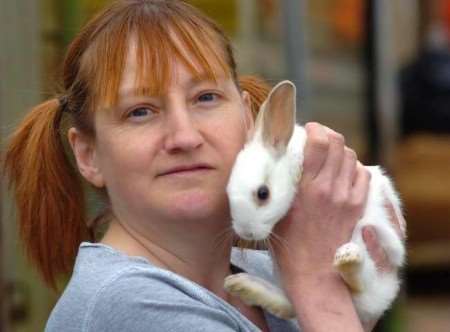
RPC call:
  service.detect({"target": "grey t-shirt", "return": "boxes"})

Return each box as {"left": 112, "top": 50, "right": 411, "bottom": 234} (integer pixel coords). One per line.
{"left": 45, "top": 242, "right": 300, "bottom": 332}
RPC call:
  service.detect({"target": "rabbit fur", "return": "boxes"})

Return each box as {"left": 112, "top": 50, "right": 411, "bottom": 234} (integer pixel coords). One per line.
{"left": 224, "top": 81, "right": 406, "bottom": 323}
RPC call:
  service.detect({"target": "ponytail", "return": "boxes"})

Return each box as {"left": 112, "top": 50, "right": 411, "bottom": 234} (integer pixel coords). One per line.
{"left": 3, "top": 99, "right": 93, "bottom": 289}
{"left": 238, "top": 75, "right": 271, "bottom": 119}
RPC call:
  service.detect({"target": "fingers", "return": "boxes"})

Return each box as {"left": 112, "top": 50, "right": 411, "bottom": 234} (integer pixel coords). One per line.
{"left": 363, "top": 201, "right": 405, "bottom": 276}
{"left": 349, "top": 162, "right": 371, "bottom": 213}
{"left": 302, "top": 123, "right": 330, "bottom": 181}
{"left": 384, "top": 200, "right": 406, "bottom": 240}
{"left": 303, "top": 123, "right": 348, "bottom": 182}
{"left": 302, "top": 123, "right": 363, "bottom": 206}
{"left": 362, "top": 226, "right": 393, "bottom": 273}
{"left": 302, "top": 123, "right": 369, "bottom": 216}
{"left": 336, "top": 147, "right": 358, "bottom": 192}
{"left": 320, "top": 128, "right": 346, "bottom": 182}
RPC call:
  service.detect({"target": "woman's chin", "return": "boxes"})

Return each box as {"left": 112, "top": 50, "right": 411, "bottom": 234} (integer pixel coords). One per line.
{"left": 169, "top": 190, "right": 226, "bottom": 222}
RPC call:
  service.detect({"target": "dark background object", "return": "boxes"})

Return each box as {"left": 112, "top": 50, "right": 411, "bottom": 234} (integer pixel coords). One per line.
{"left": 400, "top": 48, "right": 450, "bottom": 136}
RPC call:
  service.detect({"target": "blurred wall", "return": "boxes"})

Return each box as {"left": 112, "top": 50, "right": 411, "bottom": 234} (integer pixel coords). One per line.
{"left": 1, "top": 1, "right": 58, "bottom": 331}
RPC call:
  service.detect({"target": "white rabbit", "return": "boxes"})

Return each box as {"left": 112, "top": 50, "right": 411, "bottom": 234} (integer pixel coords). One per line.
{"left": 224, "top": 81, "right": 406, "bottom": 323}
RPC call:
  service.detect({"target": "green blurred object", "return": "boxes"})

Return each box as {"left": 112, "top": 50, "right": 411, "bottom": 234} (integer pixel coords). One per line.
{"left": 374, "top": 299, "right": 405, "bottom": 332}
{"left": 59, "top": 0, "right": 237, "bottom": 44}
{"left": 60, "top": 0, "right": 112, "bottom": 44}
{"left": 61, "top": 0, "right": 83, "bottom": 45}
{"left": 182, "top": 0, "right": 238, "bottom": 35}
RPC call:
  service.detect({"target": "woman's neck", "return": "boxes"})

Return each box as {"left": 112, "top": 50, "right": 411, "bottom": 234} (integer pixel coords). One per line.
{"left": 101, "top": 218, "right": 234, "bottom": 297}
{"left": 101, "top": 219, "right": 270, "bottom": 332}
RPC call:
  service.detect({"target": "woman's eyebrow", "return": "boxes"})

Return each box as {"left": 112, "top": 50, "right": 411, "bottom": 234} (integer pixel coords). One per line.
{"left": 116, "top": 89, "right": 163, "bottom": 107}
{"left": 189, "top": 75, "right": 227, "bottom": 87}
{"left": 117, "top": 74, "right": 226, "bottom": 100}
{"left": 118, "top": 87, "right": 149, "bottom": 99}
{"left": 185, "top": 76, "right": 214, "bottom": 87}
{"left": 114, "top": 91, "right": 156, "bottom": 110}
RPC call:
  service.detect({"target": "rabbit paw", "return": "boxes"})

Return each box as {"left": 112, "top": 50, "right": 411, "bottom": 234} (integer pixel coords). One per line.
{"left": 334, "top": 242, "right": 363, "bottom": 292}
{"left": 224, "top": 273, "right": 295, "bottom": 319}
{"left": 334, "top": 242, "right": 363, "bottom": 267}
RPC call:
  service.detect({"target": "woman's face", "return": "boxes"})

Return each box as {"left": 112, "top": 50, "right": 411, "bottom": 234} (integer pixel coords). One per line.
{"left": 72, "top": 50, "right": 253, "bottom": 232}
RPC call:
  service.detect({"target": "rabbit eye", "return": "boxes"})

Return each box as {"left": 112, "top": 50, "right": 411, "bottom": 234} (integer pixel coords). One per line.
{"left": 257, "top": 185, "right": 270, "bottom": 201}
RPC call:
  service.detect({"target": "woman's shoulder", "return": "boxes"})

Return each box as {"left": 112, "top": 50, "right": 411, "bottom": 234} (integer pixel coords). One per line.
{"left": 46, "top": 243, "right": 248, "bottom": 332}
{"left": 59, "top": 241, "right": 229, "bottom": 307}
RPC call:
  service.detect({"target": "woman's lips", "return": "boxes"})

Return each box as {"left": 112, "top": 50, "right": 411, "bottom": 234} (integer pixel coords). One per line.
{"left": 157, "top": 164, "right": 213, "bottom": 177}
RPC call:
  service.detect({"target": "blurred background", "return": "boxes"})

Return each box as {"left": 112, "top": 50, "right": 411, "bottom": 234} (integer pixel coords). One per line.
{"left": 1, "top": 0, "right": 449, "bottom": 331}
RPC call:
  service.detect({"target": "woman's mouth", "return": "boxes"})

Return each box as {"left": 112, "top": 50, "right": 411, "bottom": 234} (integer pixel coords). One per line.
{"left": 157, "top": 164, "right": 213, "bottom": 177}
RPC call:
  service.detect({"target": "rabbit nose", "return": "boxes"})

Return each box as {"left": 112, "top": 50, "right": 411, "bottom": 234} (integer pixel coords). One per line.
{"left": 241, "top": 231, "right": 254, "bottom": 240}
{"left": 235, "top": 225, "right": 254, "bottom": 240}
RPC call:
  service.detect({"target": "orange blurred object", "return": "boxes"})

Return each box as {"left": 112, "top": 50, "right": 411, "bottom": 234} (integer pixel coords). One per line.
{"left": 332, "top": 0, "right": 364, "bottom": 45}
{"left": 442, "top": 0, "right": 450, "bottom": 40}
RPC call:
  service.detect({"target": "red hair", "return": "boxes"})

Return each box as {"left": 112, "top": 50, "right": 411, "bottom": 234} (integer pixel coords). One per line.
{"left": 3, "top": 0, "right": 270, "bottom": 289}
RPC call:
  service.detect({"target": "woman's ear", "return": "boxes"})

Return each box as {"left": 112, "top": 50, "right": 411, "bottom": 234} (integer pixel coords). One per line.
{"left": 68, "top": 127, "right": 105, "bottom": 188}
{"left": 241, "top": 90, "right": 255, "bottom": 139}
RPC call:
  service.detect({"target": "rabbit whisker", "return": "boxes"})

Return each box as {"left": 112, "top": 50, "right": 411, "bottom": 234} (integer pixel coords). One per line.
{"left": 213, "top": 227, "right": 234, "bottom": 250}
{"left": 268, "top": 232, "right": 289, "bottom": 255}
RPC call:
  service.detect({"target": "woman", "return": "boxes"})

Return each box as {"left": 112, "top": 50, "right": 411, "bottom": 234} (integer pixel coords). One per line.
{"left": 4, "top": 1, "right": 403, "bottom": 331}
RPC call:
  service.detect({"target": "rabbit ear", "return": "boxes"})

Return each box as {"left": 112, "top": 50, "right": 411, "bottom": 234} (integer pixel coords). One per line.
{"left": 258, "top": 81, "right": 296, "bottom": 154}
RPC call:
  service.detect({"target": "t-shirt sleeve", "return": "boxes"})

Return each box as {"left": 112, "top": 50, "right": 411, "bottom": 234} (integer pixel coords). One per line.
{"left": 82, "top": 268, "right": 242, "bottom": 332}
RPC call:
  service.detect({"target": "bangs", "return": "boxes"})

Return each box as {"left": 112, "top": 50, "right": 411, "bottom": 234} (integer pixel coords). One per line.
{"left": 79, "top": 1, "right": 233, "bottom": 112}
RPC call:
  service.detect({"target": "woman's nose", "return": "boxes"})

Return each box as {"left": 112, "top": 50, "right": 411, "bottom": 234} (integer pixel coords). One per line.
{"left": 163, "top": 107, "right": 204, "bottom": 153}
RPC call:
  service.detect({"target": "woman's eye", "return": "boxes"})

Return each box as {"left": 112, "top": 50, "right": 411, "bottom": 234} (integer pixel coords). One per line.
{"left": 197, "top": 92, "right": 218, "bottom": 103}
{"left": 127, "top": 106, "right": 154, "bottom": 119}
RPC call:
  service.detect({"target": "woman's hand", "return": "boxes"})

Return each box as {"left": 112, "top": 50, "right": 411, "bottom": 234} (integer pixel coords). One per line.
{"left": 363, "top": 201, "right": 406, "bottom": 273}
{"left": 271, "top": 122, "right": 369, "bottom": 332}
{"left": 273, "top": 122, "right": 370, "bottom": 281}
{"left": 271, "top": 122, "right": 405, "bottom": 332}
